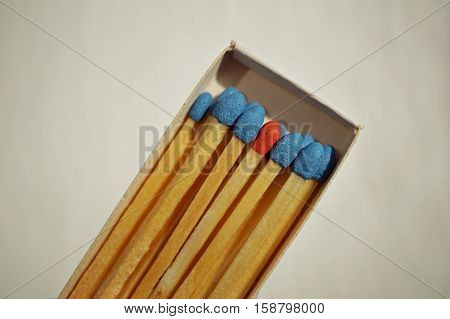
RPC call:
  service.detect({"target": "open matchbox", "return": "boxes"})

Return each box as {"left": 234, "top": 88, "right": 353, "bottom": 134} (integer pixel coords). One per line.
{"left": 60, "top": 42, "right": 360, "bottom": 298}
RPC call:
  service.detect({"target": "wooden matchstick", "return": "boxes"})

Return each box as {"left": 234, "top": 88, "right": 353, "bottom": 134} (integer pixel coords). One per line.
{"left": 93, "top": 90, "right": 247, "bottom": 298}
{"left": 209, "top": 143, "right": 335, "bottom": 298}
{"left": 68, "top": 92, "right": 213, "bottom": 298}
{"left": 172, "top": 133, "right": 314, "bottom": 298}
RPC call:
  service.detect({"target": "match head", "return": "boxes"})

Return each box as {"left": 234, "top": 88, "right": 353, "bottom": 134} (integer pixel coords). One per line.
{"left": 292, "top": 142, "right": 336, "bottom": 180}
{"left": 252, "top": 121, "right": 283, "bottom": 156}
{"left": 270, "top": 133, "right": 314, "bottom": 168}
{"left": 212, "top": 91, "right": 247, "bottom": 126}
{"left": 217, "top": 87, "right": 238, "bottom": 103}
{"left": 211, "top": 87, "right": 239, "bottom": 113}
{"left": 233, "top": 103, "right": 266, "bottom": 144}
{"left": 188, "top": 92, "right": 213, "bottom": 122}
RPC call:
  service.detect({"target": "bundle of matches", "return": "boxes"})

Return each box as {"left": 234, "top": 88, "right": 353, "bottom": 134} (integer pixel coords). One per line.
{"left": 67, "top": 87, "right": 336, "bottom": 299}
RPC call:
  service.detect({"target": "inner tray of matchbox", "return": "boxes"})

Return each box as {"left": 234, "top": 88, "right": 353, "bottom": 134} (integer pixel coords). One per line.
{"left": 204, "top": 51, "right": 356, "bottom": 160}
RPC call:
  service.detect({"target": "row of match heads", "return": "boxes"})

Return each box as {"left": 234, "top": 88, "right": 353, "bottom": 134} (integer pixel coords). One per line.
{"left": 188, "top": 87, "right": 336, "bottom": 182}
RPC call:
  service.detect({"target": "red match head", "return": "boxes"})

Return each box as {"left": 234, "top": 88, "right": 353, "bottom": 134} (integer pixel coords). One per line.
{"left": 252, "top": 121, "right": 283, "bottom": 156}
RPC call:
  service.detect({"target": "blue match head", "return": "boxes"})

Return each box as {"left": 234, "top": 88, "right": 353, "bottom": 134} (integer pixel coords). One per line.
{"left": 292, "top": 142, "right": 323, "bottom": 179}
{"left": 217, "top": 87, "right": 238, "bottom": 103}
{"left": 292, "top": 142, "right": 336, "bottom": 180}
{"left": 212, "top": 91, "right": 247, "bottom": 126}
{"left": 211, "top": 87, "right": 239, "bottom": 112}
{"left": 233, "top": 102, "right": 266, "bottom": 144}
{"left": 270, "top": 133, "right": 313, "bottom": 168}
{"left": 188, "top": 92, "right": 213, "bottom": 122}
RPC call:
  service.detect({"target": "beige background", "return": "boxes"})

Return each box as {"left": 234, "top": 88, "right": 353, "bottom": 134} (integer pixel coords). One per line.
{"left": 0, "top": 0, "right": 449, "bottom": 298}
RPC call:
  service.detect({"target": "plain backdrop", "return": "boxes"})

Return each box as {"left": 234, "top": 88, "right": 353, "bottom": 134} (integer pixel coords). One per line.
{"left": 0, "top": 0, "right": 449, "bottom": 298}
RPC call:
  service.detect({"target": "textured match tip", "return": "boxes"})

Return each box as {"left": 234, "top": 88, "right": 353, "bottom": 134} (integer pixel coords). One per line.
{"left": 233, "top": 103, "right": 266, "bottom": 144}
{"left": 211, "top": 87, "right": 239, "bottom": 112}
{"left": 270, "top": 133, "right": 314, "bottom": 168}
{"left": 212, "top": 91, "right": 247, "bottom": 126}
{"left": 217, "top": 87, "right": 238, "bottom": 103}
{"left": 188, "top": 92, "right": 213, "bottom": 122}
{"left": 252, "top": 121, "right": 282, "bottom": 156}
{"left": 291, "top": 142, "right": 336, "bottom": 180}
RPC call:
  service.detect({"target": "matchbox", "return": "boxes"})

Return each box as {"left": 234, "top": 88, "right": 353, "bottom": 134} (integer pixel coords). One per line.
{"left": 60, "top": 41, "right": 360, "bottom": 299}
